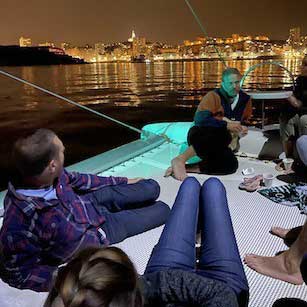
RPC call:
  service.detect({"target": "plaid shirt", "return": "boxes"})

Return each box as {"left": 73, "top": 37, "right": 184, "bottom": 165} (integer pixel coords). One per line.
{"left": 0, "top": 169, "right": 127, "bottom": 292}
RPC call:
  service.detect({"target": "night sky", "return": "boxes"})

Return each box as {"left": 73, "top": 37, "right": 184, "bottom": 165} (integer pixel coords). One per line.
{"left": 1, "top": 0, "right": 306, "bottom": 45}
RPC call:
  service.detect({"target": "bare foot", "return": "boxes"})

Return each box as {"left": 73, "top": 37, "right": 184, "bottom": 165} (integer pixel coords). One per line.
{"left": 244, "top": 252, "right": 303, "bottom": 285}
{"left": 270, "top": 227, "right": 291, "bottom": 239}
{"left": 270, "top": 226, "right": 302, "bottom": 247}
{"left": 164, "top": 166, "right": 173, "bottom": 178}
{"left": 171, "top": 157, "right": 187, "bottom": 181}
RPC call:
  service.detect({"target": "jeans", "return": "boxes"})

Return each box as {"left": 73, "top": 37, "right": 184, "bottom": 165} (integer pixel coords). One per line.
{"left": 145, "top": 177, "right": 249, "bottom": 307}
{"left": 90, "top": 179, "right": 170, "bottom": 244}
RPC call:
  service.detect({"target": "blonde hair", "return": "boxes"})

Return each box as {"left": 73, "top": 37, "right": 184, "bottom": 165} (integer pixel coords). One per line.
{"left": 44, "top": 247, "right": 143, "bottom": 307}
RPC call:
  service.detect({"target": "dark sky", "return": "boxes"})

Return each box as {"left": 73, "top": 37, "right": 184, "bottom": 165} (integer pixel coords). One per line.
{"left": 1, "top": 0, "right": 306, "bottom": 45}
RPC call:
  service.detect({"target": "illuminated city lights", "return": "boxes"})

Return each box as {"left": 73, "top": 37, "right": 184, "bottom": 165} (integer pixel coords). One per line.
{"left": 16, "top": 27, "right": 307, "bottom": 63}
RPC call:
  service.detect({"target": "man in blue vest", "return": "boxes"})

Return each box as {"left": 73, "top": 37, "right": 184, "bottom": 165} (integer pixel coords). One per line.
{"left": 165, "top": 67, "right": 253, "bottom": 180}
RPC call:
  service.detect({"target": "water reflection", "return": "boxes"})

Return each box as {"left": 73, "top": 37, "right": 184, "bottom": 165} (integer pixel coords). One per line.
{"left": 1, "top": 59, "right": 302, "bottom": 113}
{"left": 0, "top": 58, "right": 304, "bottom": 190}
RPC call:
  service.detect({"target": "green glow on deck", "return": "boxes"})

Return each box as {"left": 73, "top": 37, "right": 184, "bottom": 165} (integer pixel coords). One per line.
{"left": 142, "top": 122, "right": 201, "bottom": 164}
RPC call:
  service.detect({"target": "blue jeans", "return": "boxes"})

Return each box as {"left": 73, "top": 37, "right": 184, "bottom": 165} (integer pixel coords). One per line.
{"left": 145, "top": 177, "right": 249, "bottom": 307}
{"left": 90, "top": 179, "right": 170, "bottom": 244}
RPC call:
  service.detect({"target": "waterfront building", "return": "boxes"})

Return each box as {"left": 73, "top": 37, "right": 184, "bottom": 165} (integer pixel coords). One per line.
{"left": 132, "top": 36, "right": 146, "bottom": 57}
{"left": 61, "top": 42, "right": 73, "bottom": 50}
{"left": 289, "top": 27, "right": 301, "bottom": 48}
{"left": 19, "top": 36, "right": 32, "bottom": 47}
{"left": 95, "top": 43, "right": 105, "bottom": 55}
{"left": 128, "top": 30, "right": 136, "bottom": 43}
{"left": 38, "top": 42, "right": 55, "bottom": 47}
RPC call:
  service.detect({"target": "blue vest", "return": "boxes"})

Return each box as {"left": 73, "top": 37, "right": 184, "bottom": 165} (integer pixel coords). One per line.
{"left": 215, "top": 89, "right": 250, "bottom": 122}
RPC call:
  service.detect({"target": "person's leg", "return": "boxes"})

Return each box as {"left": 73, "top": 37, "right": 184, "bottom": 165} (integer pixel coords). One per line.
{"left": 297, "top": 135, "right": 307, "bottom": 166}
{"left": 164, "top": 125, "right": 231, "bottom": 181}
{"left": 198, "top": 147, "right": 238, "bottom": 175}
{"left": 101, "top": 200, "right": 170, "bottom": 244}
{"left": 279, "top": 114, "right": 298, "bottom": 158}
{"left": 299, "top": 115, "right": 307, "bottom": 136}
{"left": 196, "top": 178, "right": 249, "bottom": 306}
{"left": 300, "top": 253, "right": 307, "bottom": 284}
{"left": 90, "top": 179, "right": 160, "bottom": 212}
{"left": 244, "top": 219, "right": 307, "bottom": 285}
{"left": 145, "top": 177, "right": 200, "bottom": 273}
{"left": 186, "top": 126, "right": 236, "bottom": 175}
{"left": 164, "top": 145, "right": 196, "bottom": 181}
{"left": 273, "top": 298, "right": 307, "bottom": 307}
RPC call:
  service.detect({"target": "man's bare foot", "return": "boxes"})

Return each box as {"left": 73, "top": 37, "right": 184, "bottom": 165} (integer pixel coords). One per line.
{"left": 270, "top": 226, "right": 302, "bottom": 247}
{"left": 270, "top": 227, "right": 291, "bottom": 239}
{"left": 164, "top": 166, "right": 173, "bottom": 178}
{"left": 244, "top": 252, "right": 303, "bottom": 285}
{"left": 170, "top": 157, "right": 187, "bottom": 181}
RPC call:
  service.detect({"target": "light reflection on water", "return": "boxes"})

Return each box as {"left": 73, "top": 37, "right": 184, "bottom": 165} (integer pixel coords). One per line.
{"left": 0, "top": 59, "right": 302, "bottom": 133}
{"left": 0, "top": 59, "right": 303, "bottom": 189}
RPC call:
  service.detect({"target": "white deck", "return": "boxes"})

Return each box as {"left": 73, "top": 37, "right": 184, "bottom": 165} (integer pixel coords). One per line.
{"left": 0, "top": 130, "right": 307, "bottom": 306}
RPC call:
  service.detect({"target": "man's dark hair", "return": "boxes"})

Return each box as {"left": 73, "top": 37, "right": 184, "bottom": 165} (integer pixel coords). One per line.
{"left": 222, "top": 67, "right": 242, "bottom": 81}
{"left": 12, "top": 129, "right": 58, "bottom": 177}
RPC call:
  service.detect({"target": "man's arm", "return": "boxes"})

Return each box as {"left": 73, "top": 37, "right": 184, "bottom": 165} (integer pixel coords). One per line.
{"left": 287, "top": 76, "right": 303, "bottom": 109}
{"left": 66, "top": 169, "right": 128, "bottom": 192}
{"left": 0, "top": 224, "right": 56, "bottom": 292}
{"left": 287, "top": 95, "right": 302, "bottom": 109}
{"left": 194, "top": 91, "right": 227, "bottom": 128}
{"left": 242, "top": 99, "right": 253, "bottom": 124}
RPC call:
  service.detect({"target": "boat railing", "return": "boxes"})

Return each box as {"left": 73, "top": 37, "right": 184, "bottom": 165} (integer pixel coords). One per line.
{"left": 240, "top": 61, "right": 296, "bottom": 130}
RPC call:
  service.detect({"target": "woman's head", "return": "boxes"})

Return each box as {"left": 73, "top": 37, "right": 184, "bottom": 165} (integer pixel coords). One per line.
{"left": 45, "top": 247, "right": 143, "bottom": 307}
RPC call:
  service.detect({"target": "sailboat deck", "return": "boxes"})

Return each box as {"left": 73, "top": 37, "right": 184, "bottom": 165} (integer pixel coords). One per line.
{"left": 0, "top": 131, "right": 306, "bottom": 306}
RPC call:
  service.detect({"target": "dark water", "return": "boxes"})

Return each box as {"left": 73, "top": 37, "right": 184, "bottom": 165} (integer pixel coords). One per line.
{"left": 0, "top": 59, "right": 303, "bottom": 190}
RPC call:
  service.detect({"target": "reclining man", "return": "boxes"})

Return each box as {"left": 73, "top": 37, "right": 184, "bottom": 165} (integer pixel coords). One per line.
{"left": 165, "top": 67, "right": 252, "bottom": 181}
{"left": 0, "top": 129, "right": 170, "bottom": 292}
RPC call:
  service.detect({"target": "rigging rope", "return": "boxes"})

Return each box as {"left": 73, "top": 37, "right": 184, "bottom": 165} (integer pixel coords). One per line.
{"left": 184, "top": 0, "right": 227, "bottom": 68}
{"left": 0, "top": 69, "right": 143, "bottom": 135}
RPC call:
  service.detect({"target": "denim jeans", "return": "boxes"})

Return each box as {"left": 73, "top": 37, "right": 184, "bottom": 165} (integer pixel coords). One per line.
{"left": 90, "top": 179, "right": 170, "bottom": 244}
{"left": 145, "top": 177, "right": 249, "bottom": 307}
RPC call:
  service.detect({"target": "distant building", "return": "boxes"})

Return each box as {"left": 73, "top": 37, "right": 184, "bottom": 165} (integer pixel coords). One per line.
{"left": 128, "top": 30, "right": 136, "bottom": 43}
{"left": 19, "top": 37, "right": 32, "bottom": 47}
{"left": 38, "top": 42, "right": 55, "bottom": 47}
{"left": 289, "top": 27, "right": 301, "bottom": 48}
{"left": 95, "top": 43, "right": 105, "bottom": 54}
{"left": 132, "top": 36, "right": 146, "bottom": 57}
{"left": 61, "top": 42, "right": 73, "bottom": 50}
{"left": 232, "top": 34, "right": 240, "bottom": 43}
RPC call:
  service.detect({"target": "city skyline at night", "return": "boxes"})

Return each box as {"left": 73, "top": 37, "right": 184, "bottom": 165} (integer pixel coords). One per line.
{"left": 1, "top": 0, "right": 306, "bottom": 46}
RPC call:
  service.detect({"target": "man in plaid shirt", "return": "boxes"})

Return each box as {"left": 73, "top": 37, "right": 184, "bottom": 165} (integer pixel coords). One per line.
{"left": 0, "top": 129, "right": 170, "bottom": 292}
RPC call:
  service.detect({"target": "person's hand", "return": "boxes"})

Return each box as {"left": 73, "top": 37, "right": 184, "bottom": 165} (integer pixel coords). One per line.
{"left": 227, "top": 121, "right": 243, "bottom": 133}
{"left": 287, "top": 95, "right": 302, "bottom": 108}
{"left": 127, "top": 177, "right": 144, "bottom": 184}
{"left": 241, "top": 125, "right": 248, "bottom": 137}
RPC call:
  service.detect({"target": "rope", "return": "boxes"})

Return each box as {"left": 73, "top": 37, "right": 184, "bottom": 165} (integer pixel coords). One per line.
{"left": 184, "top": 0, "right": 227, "bottom": 68}
{"left": 0, "top": 69, "right": 143, "bottom": 134}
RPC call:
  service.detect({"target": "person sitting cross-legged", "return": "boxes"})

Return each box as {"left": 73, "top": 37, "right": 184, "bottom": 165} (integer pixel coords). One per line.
{"left": 165, "top": 67, "right": 252, "bottom": 181}
{"left": 0, "top": 128, "right": 170, "bottom": 292}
